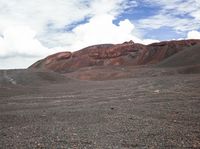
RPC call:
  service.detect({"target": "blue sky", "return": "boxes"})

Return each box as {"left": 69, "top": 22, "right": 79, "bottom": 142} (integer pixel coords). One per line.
{"left": 113, "top": 4, "right": 180, "bottom": 41}
{"left": 0, "top": 0, "right": 200, "bottom": 69}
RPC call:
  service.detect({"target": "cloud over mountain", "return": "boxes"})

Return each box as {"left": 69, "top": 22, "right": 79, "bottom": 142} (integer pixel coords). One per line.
{"left": 0, "top": 0, "right": 200, "bottom": 69}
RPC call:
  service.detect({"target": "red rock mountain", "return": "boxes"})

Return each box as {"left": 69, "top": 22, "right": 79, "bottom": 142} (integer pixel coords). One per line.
{"left": 29, "top": 40, "right": 200, "bottom": 73}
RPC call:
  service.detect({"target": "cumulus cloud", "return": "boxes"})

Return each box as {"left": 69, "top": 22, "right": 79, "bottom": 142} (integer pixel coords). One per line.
{"left": 187, "top": 30, "right": 200, "bottom": 39}
{"left": 0, "top": 0, "right": 92, "bottom": 32}
{"left": 0, "top": 25, "right": 49, "bottom": 57}
{"left": 0, "top": 0, "right": 160, "bottom": 69}
{"left": 37, "top": 14, "right": 159, "bottom": 52}
{"left": 1, "top": 0, "right": 200, "bottom": 69}
{"left": 0, "top": 57, "right": 41, "bottom": 69}
{"left": 5, "top": 0, "right": 200, "bottom": 69}
{"left": 68, "top": 14, "right": 159, "bottom": 50}
{"left": 0, "top": 0, "right": 142, "bottom": 68}
{"left": 0, "top": 25, "right": 56, "bottom": 69}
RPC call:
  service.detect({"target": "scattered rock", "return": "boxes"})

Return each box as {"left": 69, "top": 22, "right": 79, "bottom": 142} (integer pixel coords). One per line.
{"left": 154, "top": 90, "right": 160, "bottom": 93}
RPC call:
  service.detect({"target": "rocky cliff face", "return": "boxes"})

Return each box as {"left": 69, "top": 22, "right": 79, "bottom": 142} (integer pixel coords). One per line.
{"left": 29, "top": 40, "right": 200, "bottom": 73}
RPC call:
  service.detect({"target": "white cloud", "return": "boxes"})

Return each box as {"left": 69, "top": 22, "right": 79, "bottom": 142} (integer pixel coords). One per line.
{"left": 41, "top": 14, "right": 158, "bottom": 51}
{"left": 0, "top": 0, "right": 159, "bottom": 69}
{"left": 68, "top": 15, "right": 139, "bottom": 50}
{"left": 138, "top": 14, "right": 197, "bottom": 32}
{"left": 138, "top": 0, "right": 200, "bottom": 32}
{"left": 0, "top": 0, "right": 92, "bottom": 33}
{"left": 0, "top": 57, "right": 41, "bottom": 69}
{"left": 0, "top": 25, "right": 49, "bottom": 57}
{"left": 0, "top": 25, "right": 56, "bottom": 69}
{"left": 187, "top": 30, "right": 200, "bottom": 39}
{"left": 0, "top": 0, "right": 132, "bottom": 38}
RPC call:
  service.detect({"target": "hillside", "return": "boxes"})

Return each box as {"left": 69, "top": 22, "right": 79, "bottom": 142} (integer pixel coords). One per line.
{"left": 157, "top": 44, "right": 200, "bottom": 67}
{"left": 1, "top": 39, "right": 200, "bottom": 148}
{"left": 29, "top": 40, "right": 200, "bottom": 73}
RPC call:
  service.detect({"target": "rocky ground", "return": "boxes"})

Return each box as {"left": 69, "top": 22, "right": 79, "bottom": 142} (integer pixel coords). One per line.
{"left": 0, "top": 68, "right": 200, "bottom": 148}
{"left": 1, "top": 40, "right": 200, "bottom": 148}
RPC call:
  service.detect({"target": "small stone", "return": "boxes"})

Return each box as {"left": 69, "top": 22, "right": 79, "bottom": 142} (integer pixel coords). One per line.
{"left": 154, "top": 90, "right": 160, "bottom": 93}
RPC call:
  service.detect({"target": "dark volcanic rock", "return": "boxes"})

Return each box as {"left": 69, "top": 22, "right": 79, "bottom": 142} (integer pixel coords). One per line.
{"left": 29, "top": 40, "right": 200, "bottom": 73}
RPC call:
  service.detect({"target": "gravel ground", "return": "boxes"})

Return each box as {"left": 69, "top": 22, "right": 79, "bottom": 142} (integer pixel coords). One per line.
{"left": 0, "top": 73, "right": 200, "bottom": 148}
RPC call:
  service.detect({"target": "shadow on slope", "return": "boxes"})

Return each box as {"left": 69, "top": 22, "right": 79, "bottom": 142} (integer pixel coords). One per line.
{"left": 0, "top": 69, "right": 70, "bottom": 86}
{"left": 157, "top": 44, "right": 200, "bottom": 74}
{"left": 0, "top": 69, "right": 73, "bottom": 97}
{"left": 157, "top": 44, "right": 200, "bottom": 67}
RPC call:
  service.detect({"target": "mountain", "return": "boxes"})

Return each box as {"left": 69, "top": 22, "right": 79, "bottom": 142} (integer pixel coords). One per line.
{"left": 29, "top": 40, "right": 200, "bottom": 73}
{"left": 2, "top": 40, "right": 200, "bottom": 148}
{"left": 157, "top": 43, "right": 200, "bottom": 67}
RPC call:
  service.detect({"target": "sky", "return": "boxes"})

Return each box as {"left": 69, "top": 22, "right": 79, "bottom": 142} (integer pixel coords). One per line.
{"left": 0, "top": 0, "right": 200, "bottom": 69}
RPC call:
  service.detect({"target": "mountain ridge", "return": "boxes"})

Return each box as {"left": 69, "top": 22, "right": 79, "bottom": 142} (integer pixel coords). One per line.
{"left": 29, "top": 39, "right": 200, "bottom": 74}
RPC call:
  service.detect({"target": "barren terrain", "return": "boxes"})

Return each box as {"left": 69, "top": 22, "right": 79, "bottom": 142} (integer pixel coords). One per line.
{"left": 1, "top": 40, "right": 200, "bottom": 148}
{"left": 0, "top": 68, "right": 200, "bottom": 148}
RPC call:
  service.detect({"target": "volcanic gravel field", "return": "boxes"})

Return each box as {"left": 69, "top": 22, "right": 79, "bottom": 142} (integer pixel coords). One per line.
{"left": 0, "top": 69, "right": 200, "bottom": 148}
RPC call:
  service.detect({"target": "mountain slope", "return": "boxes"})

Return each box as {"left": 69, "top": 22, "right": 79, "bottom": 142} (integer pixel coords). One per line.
{"left": 29, "top": 40, "right": 200, "bottom": 73}
{"left": 157, "top": 44, "right": 200, "bottom": 67}
{"left": 0, "top": 69, "right": 70, "bottom": 86}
